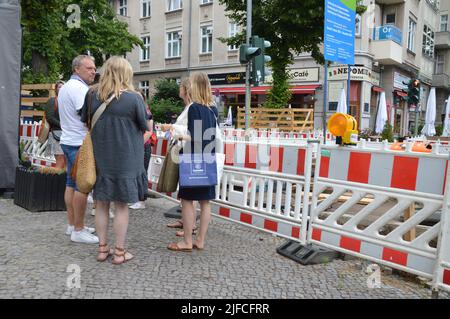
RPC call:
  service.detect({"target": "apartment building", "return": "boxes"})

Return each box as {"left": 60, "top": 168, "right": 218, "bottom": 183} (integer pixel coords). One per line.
{"left": 111, "top": 0, "right": 445, "bottom": 134}
{"left": 435, "top": 0, "right": 450, "bottom": 124}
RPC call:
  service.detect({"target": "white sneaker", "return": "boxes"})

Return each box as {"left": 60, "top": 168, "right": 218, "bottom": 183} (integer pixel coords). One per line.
{"left": 91, "top": 208, "right": 96, "bottom": 216}
{"left": 129, "top": 202, "right": 145, "bottom": 210}
{"left": 87, "top": 193, "right": 94, "bottom": 204}
{"left": 71, "top": 229, "right": 99, "bottom": 244}
{"left": 65, "top": 225, "right": 96, "bottom": 236}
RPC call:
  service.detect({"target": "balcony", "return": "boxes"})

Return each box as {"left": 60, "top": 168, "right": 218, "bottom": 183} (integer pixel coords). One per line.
{"left": 433, "top": 73, "right": 450, "bottom": 88}
{"left": 370, "top": 25, "right": 403, "bottom": 65}
{"left": 374, "top": 0, "right": 405, "bottom": 4}
{"left": 435, "top": 31, "right": 450, "bottom": 49}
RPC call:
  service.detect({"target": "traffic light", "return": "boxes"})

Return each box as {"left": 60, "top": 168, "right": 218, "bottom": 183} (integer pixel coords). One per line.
{"left": 239, "top": 44, "right": 261, "bottom": 64}
{"left": 251, "top": 36, "right": 271, "bottom": 86}
{"left": 408, "top": 79, "right": 420, "bottom": 106}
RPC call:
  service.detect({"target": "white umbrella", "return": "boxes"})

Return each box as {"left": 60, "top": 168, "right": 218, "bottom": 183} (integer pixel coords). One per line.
{"left": 375, "top": 92, "right": 388, "bottom": 134}
{"left": 442, "top": 96, "right": 450, "bottom": 137}
{"left": 421, "top": 87, "right": 436, "bottom": 136}
{"left": 337, "top": 88, "right": 347, "bottom": 114}
{"left": 225, "top": 106, "right": 233, "bottom": 126}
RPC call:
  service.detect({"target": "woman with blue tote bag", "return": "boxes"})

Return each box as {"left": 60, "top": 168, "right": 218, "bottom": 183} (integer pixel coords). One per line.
{"left": 167, "top": 72, "right": 219, "bottom": 252}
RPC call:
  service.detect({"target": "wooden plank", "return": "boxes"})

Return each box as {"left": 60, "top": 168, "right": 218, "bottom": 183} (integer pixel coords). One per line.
{"left": 403, "top": 203, "right": 416, "bottom": 241}
{"left": 22, "top": 84, "right": 55, "bottom": 90}
{"left": 21, "top": 110, "right": 45, "bottom": 117}
{"left": 21, "top": 97, "right": 49, "bottom": 104}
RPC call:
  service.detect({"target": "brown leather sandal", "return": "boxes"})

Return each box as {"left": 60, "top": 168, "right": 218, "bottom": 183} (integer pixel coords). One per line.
{"left": 111, "top": 247, "right": 134, "bottom": 265}
{"left": 96, "top": 243, "right": 113, "bottom": 262}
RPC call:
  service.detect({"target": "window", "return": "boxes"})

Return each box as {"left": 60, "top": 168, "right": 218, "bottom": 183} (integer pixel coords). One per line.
{"left": 386, "top": 13, "right": 396, "bottom": 25}
{"left": 436, "top": 53, "right": 445, "bottom": 74}
{"left": 355, "top": 14, "right": 361, "bottom": 37}
{"left": 408, "top": 18, "right": 417, "bottom": 52}
{"left": 118, "top": 0, "right": 127, "bottom": 16}
{"left": 168, "top": 0, "right": 182, "bottom": 11}
{"left": 201, "top": 0, "right": 213, "bottom": 4}
{"left": 141, "top": 0, "right": 151, "bottom": 18}
{"left": 167, "top": 31, "right": 182, "bottom": 58}
{"left": 140, "top": 36, "right": 150, "bottom": 61}
{"left": 201, "top": 25, "right": 213, "bottom": 53}
{"left": 139, "top": 81, "right": 150, "bottom": 100}
{"left": 441, "top": 15, "right": 448, "bottom": 32}
{"left": 228, "top": 22, "right": 239, "bottom": 50}
{"left": 423, "top": 24, "right": 435, "bottom": 59}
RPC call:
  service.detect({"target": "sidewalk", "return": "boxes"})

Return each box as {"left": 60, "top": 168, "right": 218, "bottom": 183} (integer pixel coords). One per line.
{"left": 0, "top": 197, "right": 448, "bottom": 299}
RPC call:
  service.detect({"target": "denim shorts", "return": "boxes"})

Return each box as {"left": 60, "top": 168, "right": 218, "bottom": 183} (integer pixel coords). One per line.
{"left": 60, "top": 144, "right": 80, "bottom": 190}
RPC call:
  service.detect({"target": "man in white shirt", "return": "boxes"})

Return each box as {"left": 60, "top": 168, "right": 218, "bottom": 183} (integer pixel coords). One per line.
{"left": 59, "top": 55, "right": 99, "bottom": 244}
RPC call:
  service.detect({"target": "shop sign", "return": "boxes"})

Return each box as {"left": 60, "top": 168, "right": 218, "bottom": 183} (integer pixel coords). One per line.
{"left": 393, "top": 72, "right": 411, "bottom": 90}
{"left": 208, "top": 72, "right": 246, "bottom": 85}
{"left": 328, "top": 66, "right": 379, "bottom": 84}
{"left": 289, "top": 68, "right": 319, "bottom": 82}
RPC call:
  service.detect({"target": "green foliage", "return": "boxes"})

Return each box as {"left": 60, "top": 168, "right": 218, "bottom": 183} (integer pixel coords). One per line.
{"left": 264, "top": 62, "right": 292, "bottom": 108}
{"left": 151, "top": 99, "right": 184, "bottom": 124}
{"left": 436, "top": 125, "right": 443, "bottom": 137}
{"left": 150, "top": 79, "right": 184, "bottom": 123}
{"left": 152, "top": 79, "right": 180, "bottom": 101}
{"left": 381, "top": 123, "right": 394, "bottom": 142}
{"left": 21, "top": 0, "right": 142, "bottom": 83}
{"left": 219, "top": 0, "right": 367, "bottom": 107}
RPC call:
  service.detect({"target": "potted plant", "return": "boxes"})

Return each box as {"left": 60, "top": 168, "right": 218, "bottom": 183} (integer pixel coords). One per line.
{"left": 14, "top": 144, "right": 66, "bottom": 211}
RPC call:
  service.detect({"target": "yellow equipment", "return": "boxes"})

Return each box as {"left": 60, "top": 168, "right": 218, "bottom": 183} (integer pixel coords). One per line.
{"left": 327, "top": 113, "right": 359, "bottom": 145}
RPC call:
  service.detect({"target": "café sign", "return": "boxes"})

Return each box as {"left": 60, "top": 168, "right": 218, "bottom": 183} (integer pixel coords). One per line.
{"left": 208, "top": 72, "right": 246, "bottom": 85}
{"left": 328, "top": 66, "right": 380, "bottom": 85}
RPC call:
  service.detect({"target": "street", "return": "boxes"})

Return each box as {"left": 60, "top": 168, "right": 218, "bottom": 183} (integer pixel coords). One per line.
{"left": 0, "top": 197, "right": 447, "bottom": 299}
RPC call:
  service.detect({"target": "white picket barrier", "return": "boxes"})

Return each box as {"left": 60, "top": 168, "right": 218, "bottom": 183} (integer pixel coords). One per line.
{"left": 148, "top": 136, "right": 315, "bottom": 244}
{"left": 308, "top": 144, "right": 449, "bottom": 281}
{"left": 19, "top": 120, "right": 56, "bottom": 167}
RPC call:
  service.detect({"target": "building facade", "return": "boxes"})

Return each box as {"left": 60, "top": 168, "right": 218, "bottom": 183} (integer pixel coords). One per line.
{"left": 111, "top": 0, "right": 447, "bottom": 134}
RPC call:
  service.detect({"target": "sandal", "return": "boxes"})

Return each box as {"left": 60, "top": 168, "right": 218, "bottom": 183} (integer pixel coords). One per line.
{"left": 96, "top": 243, "right": 113, "bottom": 262}
{"left": 193, "top": 243, "right": 204, "bottom": 251}
{"left": 111, "top": 247, "right": 134, "bottom": 265}
{"left": 167, "top": 242, "right": 192, "bottom": 252}
{"left": 167, "top": 220, "right": 183, "bottom": 229}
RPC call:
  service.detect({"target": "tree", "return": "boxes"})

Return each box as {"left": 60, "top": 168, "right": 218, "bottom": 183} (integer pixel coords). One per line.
{"left": 150, "top": 79, "right": 184, "bottom": 123}
{"left": 219, "top": 0, "right": 366, "bottom": 108}
{"left": 21, "top": 0, "right": 142, "bottom": 83}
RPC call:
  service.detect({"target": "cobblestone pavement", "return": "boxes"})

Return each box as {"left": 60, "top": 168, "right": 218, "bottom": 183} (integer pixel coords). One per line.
{"left": 0, "top": 197, "right": 448, "bottom": 299}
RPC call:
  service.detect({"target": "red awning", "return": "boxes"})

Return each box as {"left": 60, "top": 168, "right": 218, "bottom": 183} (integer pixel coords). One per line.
{"left": 216, "top": 85, "right": 320, "bottom": 95}
{"left": 394, "top": 90, "right": 407, "bottom": 97}
{"left": 372, "top": 86, "right": 384, "bottom": 93}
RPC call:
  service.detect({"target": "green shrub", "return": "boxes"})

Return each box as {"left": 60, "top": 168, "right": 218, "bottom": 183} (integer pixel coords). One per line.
{"left": 151, "top": 98, "right": 184, "bottom": 123}
{"left": 381, "top": 122, "right": 394, "bottom": 142}
{"left": 153, "top": 79, "right": 180, "bottom": 101}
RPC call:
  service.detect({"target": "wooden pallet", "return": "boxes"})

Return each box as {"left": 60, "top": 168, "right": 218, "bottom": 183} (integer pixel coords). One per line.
{"left": 20, "top": 83, "right": 55, "bottom": 118}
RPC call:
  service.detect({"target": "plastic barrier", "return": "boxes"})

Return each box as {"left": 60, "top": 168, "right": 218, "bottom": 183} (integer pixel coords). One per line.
{"left": 308, "top": 144, "right": 448, "bottom": 280}
{"left": 19, "top": 120, "right": 56, "bottom": 167}
{"left": 148, "top": 136, "right": 314, "bottom": 244}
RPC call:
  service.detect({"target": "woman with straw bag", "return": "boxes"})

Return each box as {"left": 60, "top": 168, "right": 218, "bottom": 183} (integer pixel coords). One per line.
{"left": 80, "top": 56, "right": 148, "bottom": 264}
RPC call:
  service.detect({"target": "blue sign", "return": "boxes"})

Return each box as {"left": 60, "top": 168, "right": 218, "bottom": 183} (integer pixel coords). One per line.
{"left": 373, "top": 25, "right": 402, "bottom": 45}
{"left": 324, "top": 0, "right": 356, "bottom": 65}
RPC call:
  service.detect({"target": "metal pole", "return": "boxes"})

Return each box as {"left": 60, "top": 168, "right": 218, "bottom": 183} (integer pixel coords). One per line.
{"left": 347, "top": 65, "right": 351, "bottom": 114}
{"left": 323, "top": 62, "right": 328, "bottom": 143}
{"left": 414, "top": 103, "right": 419, "bottom": 136}
{"left": 245, "top": 0, "right": 252, "bottom": 130}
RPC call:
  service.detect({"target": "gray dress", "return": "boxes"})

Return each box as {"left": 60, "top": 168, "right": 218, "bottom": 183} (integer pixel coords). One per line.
{"left": 81, "top": 90, "right": 149, "bottom": 203}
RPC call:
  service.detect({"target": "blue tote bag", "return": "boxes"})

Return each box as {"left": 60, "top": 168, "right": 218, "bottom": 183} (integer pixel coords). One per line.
{"left": 179, "top": 153, "right": 218, "bottom": 187}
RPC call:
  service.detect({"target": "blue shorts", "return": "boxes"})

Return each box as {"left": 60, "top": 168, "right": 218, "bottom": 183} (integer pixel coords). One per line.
{"left": 61, "top": 144, "right": 80, "bottom": 190}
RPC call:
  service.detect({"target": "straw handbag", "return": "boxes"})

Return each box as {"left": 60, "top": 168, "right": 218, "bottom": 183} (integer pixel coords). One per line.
{"left": 37, "top": 113, "right": 50, "bottom": 144}
{"left": 72, "top": 92, "right": 114, "bottom": 194}
{"left": 157, "top": 140, "right": 181, "bottom": 193}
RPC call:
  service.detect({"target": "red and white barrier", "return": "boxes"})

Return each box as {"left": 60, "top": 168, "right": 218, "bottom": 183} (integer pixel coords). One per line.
{"left": 309, "top": 145, "right": 448, "bottom": 280}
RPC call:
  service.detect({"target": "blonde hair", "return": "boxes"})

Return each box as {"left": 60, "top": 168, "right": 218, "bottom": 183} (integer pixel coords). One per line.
{"left": 97, "top": 56, "right": 134, "bottom": 102}
{"left": 179, "top": 78, "right": 192, "bottom": 104}
{"left": 190, "top": 72, "right": 214, "bottom": 107}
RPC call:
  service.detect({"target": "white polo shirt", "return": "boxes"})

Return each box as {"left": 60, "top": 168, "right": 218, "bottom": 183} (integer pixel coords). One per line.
{"left": 58, "top": 77, "right": 89, "bottom": 146}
